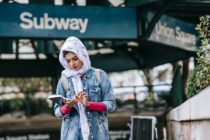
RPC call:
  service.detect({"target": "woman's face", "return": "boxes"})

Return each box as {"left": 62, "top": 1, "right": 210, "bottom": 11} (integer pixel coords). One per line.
{"left": 64, "top": 52, "right": 83, "bottom": 71}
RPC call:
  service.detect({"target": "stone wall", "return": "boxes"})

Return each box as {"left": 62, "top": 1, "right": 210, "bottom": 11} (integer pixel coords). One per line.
{"left": 167, "top": 86, "right": 210, "bottom": 140}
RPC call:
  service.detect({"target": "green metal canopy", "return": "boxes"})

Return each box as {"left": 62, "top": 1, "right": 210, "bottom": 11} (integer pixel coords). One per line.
{"left": 91, "top": 39, "right": 196, "bottom": 72}
{"left": 0, "top": 0, "right": 205, "bottom": 77}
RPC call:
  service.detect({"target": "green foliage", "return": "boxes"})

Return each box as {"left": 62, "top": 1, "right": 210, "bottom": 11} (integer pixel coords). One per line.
{"left": 186, "top": 63, "right": 210, "bottom": 98}
{"left": 0, "top": 96, "right": 51, "bottom": 116}
{"left": 0, "top": 77, "right": 53, "bottom": 116}
{"left": 0, "top": 77, "right": 52, "bottom": 93}
{"left": 185, "top": 16, "right": 210, "bottom": 98}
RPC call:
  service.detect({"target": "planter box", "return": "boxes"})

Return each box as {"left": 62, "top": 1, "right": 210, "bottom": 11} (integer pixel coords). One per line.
{"left": 167, "top": 86, "right": 210, "bottom": 140}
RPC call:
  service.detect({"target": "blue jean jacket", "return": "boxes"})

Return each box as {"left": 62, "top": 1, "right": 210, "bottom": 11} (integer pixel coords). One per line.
{"left": 54, "top": 68, "right": 116, "bottom": 140}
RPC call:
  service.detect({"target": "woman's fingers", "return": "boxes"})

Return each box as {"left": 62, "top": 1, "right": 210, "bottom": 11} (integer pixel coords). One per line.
{"left": 65, "top": 92, "right": 88, "bottom": 107}
{"left": 74, "top": 95, "right": 79, "bottom": 100}
{"left": 65, "top": 99, "right": 77, "bottom": 108}
{"left": 77, "top": 92, "right": 86, "bottom": 99}
{"left": 64, "top": 92, "right": 88, "bottom": 107}
{"left": 78, "top": 92, "right": 85, "bottom": 97}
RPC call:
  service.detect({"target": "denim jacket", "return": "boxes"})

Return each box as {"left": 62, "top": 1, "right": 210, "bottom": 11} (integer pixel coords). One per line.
{"left": 54, "top": 68, "right": 116, "bottom": 140}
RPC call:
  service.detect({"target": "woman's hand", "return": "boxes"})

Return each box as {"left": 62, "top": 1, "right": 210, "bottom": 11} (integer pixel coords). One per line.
{"left": 76, "top": 91, "right": 90, "bottom": 107}
{"left": 64, "top": 96, "right": 78, "bottom": 108}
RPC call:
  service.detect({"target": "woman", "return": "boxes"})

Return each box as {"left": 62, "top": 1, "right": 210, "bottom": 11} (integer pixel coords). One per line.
{"left": 54, "top": 36, "right": 116, "bottom": 140}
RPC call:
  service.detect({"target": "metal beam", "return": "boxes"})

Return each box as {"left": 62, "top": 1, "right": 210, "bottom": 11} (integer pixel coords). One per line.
{"left": 126, "top": 0, "right": 160, "bottom": 6}
{"left": 90, "top": 51, "right": 139, "bottom": 72}
{"left": 143, "top": 0, "right": 179, "bottom": 39}
{"left": 0, "top": 59, "right": 62, "bottom": 77}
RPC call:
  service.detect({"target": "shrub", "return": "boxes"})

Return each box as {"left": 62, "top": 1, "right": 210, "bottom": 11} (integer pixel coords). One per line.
{"left": 185, "top": 16, "right": 210, "bottom": 98}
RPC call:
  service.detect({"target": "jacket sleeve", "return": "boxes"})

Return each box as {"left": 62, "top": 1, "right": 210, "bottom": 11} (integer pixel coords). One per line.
{"left": 100, "top": 70, "right": 116, "bottom": 112}
{"left": 54, "top": 78, "right": 67, "bottom": 119}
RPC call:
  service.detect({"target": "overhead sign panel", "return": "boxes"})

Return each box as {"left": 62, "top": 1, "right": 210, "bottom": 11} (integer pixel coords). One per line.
{"left": 0, "top": 3, "right": 137, "bottom": 39}
{"left": 147, "top": 12, "right": 199, "bottom": 50}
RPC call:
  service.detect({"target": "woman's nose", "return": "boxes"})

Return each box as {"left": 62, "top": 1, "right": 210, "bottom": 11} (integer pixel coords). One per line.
{"left": 70, "top": 61, "right": 75, "bottom": 67}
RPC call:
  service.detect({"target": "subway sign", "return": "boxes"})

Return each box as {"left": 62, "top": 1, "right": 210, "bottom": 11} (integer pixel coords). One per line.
{"left": 147, "top": 12, "right": 199, "bottom": 49}
{"left": 20, "top": 12, "right": 88, "bottom": 33}
{"left": 0, "top": 3, "right": 137, "bottom": 39}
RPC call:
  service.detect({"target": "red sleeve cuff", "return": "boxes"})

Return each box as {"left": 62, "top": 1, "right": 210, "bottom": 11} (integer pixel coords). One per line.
{"left": 60, "top": 104, "right": 71, "bottom": 115}
{"left": 87, "top": 102, "right": 107, "bottom": 112}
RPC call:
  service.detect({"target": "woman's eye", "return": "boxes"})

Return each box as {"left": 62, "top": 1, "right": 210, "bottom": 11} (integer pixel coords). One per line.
{"left": 72, "top": 57, "right": 78, "bottom": 61}
{"left": 66, "top": 60, "right": 70, "bottom": 63}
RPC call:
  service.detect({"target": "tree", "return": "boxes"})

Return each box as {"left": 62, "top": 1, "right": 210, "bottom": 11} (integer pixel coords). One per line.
{"left": 185, "top": 16, "right": 210, "bottom": 98}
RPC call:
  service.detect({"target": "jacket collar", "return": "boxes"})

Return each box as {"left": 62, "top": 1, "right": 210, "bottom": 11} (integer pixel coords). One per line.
{"left": 81, "top": 68, "right": 94, "bottom": 79}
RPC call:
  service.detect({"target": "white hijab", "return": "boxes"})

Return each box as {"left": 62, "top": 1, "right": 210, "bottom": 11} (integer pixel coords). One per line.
{"left": 59, "top": 36, "right": 90, "bottom": 140}
{"left": 59, "top": 36, "right": 91, "bottom": 77}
